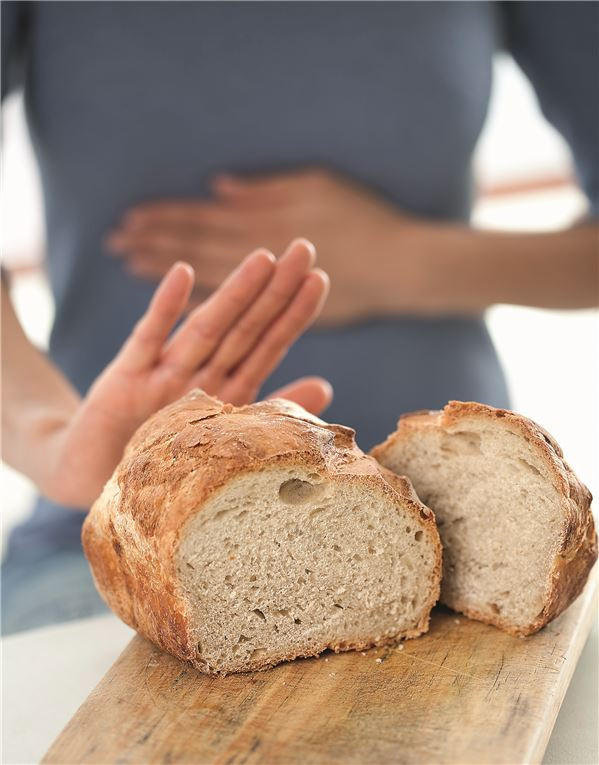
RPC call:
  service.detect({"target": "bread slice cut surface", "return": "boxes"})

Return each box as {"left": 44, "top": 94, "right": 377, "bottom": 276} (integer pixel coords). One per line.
{"left": 372, "top": 401, "right": 597, "bottom": 636}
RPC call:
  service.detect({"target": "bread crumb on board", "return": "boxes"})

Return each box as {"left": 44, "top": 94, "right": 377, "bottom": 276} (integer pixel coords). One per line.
{"left": 375, "top": 658, "right": 383, "bottom": 664}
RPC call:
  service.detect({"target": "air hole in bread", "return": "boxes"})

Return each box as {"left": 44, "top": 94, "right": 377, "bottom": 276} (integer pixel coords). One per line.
{"left": 294, "top": 618, "right": 301, "bottom": 624}
{"left": 490, "top": 603, "right": 501, "bottom": 614}
{"left": 414, "top": 531, "right": 423, "bottom": 541}
{"left": 253, "top": 608, "right": 266, "bottom": 621}
{"left": 279, "top": 479, "right": 327, "bottom": 505}
{"left": 333, "top": 603, "right": 344, "bottom": 609}
{"left": 406, "top": 527, "right": 411, "bottom": 533}
{"left": 440, "top": 432, "right": 482, "bottom": 456}
{"left": 215, "top": 506, "right": 249, "bottom": 521}
{"left": 333, "top": 544, "right": 341, "bottom": 552}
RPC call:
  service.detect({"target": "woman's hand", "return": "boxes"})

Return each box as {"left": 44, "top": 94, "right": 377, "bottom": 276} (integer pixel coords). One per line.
{"left": 107, "top": 169, "right": 599, "bottom": 316}
{"left": 2, "top": 240, "right": 331, "bottom": 508}
{"left": 107, "top": 170, "right": 415, "bottom": 323}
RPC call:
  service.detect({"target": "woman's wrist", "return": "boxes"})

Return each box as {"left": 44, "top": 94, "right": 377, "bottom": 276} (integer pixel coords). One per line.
{"left": 377, "top": 216, "right": 478, "bottom": 316}
{"left": 19, "top": 403, "right": 77, "bottom": 501}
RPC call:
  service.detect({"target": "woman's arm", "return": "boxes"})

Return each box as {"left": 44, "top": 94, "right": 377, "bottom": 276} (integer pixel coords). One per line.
{"left": 1, "top": 240, "right": 331, "bottom": 508}
{"left": 382, "top": 218, "right": 598, "bottom": 315}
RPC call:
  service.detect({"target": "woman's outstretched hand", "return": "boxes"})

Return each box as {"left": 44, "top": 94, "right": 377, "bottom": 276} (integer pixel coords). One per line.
{"left": 2, "top": 240, "right": 331, "bottom": 508}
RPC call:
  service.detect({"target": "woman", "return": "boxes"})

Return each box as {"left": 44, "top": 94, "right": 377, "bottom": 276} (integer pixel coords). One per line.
{"left": 2, "top": 1, "right": 597, "bottom": 632}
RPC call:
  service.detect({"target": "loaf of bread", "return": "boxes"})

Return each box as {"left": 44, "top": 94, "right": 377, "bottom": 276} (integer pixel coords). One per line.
{"left": 372, "top": 401, "right": 597, "bottom": 636}
{"left": 83, "top": 390, "right": 441, "bottom": 674}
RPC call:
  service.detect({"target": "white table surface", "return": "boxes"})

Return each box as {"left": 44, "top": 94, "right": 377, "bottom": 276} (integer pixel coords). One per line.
{"left": 2, "top": 614, "right": 598, "bottom": 765}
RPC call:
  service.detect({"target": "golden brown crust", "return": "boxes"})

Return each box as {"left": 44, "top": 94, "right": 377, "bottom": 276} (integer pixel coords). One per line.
{"left": 83, "top": 390, "right": 442, "bottom": 673}
{"left": 371, "top": 400, "right": 597, "bottom": 636}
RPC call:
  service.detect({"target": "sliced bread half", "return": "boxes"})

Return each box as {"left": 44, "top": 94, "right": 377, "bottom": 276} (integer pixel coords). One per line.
{"left": 83, "top": 390, "right": 441, "bottom": 674}
{"left": 371, "top": 401, "right": 597, "bottom": 636}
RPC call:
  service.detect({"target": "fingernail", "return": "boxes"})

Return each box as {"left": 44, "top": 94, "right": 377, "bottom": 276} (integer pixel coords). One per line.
{"left": 246, "top": 249, "right": 275, "bottom": 267}
{"left": 175, "top": 261, "right": 195, "bottom": 278}
{"left": 292, "top": 237, "right": 316, "bottom": 256}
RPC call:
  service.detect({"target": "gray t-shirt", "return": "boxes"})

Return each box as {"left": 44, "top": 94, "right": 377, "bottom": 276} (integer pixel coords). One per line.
{"left": 2, "top": 1, "right": 598, "bottom": 552}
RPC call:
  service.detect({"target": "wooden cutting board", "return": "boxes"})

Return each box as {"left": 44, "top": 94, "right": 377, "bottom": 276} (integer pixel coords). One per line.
{"left": 44, "top": 572, "right": 596, "bottom": 765}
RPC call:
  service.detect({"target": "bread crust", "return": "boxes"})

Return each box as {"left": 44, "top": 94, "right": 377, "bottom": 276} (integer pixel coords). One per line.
{"left": 83, "top": 390, "right": 441, "bottom": 673}
{"left": 371, "top": 400, "right": 597, "bottom": 636}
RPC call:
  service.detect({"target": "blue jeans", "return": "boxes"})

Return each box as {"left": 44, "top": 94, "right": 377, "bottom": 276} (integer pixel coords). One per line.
{"left": 1, "top": 508, "right": 107, "bottom": 635}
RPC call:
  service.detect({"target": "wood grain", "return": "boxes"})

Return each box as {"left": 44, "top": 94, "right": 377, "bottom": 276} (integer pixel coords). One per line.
{"left": 43, "top": 571, "right": 597, "bottom": 765}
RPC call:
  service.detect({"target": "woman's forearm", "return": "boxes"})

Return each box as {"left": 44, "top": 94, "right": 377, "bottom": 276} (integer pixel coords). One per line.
{"left": 386, "top": 221, "right": 598, "bottom": 314}
{"left": 1, "top": 281, "right": 80, "bottom": 487}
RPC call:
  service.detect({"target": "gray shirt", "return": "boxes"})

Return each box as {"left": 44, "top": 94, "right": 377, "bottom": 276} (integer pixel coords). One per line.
{"left": 2, "top": 1, "right": 598, "bottom": 552}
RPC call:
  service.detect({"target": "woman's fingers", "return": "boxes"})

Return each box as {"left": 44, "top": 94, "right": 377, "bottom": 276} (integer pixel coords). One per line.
{"left": 199, "top": 239, "right": 317, "bottom": 379}
{"left": 122, "top": 251, "right": 231, "bottom": 288}
{"left": 212, "top": 173, "right": 296, "bottom": 206}
{"left": 122, "top": 201, "right": 251, "bottom": 231}
{"left": 267, "top": 377, "right": 334, "bottom": 415}
{"left": 160, "top": 249, "right": 276, "bottom": 375}
{"left": 214, "top": 268, "right": 329, "bottom": 405}
{"left": 113, "top": 262, "right": 195, "bottom": 374}
{"left": 107, "top": 228, "right": 247, "bottom": 289}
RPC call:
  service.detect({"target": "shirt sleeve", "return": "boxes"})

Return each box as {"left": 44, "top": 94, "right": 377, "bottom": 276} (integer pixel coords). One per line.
{"left": 1, "top": 1, "right": 30, "bottom": 101}
{"left": 502, "top": 1, "right": 599, "bottom": 218}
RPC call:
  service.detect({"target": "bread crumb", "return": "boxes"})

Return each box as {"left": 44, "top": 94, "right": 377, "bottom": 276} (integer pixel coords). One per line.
{"left": 375, "top": 658, "right": 383, "bottom": 664}
{"left": 397, "top": 644, "right": 404, "bottom": 651}
{"left": 329, "top": 672, "right": 336, "bottom": 677}
{"left": 324, "top": 658, "right": 328, "bottom": 662}
{"left": 454, "top": 619, "right": 461, "bottom": 625}
{"left": 361, "top": 652, "right": 366, "bottom": 656}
